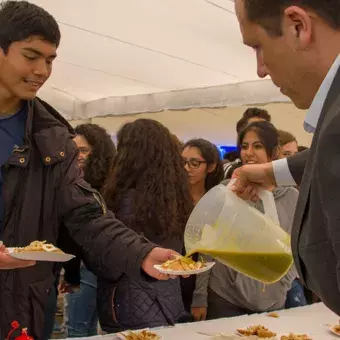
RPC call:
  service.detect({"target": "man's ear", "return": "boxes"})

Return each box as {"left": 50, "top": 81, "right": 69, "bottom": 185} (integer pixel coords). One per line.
{"left": 0, "top": 47, "right": 5, "bottom": 65}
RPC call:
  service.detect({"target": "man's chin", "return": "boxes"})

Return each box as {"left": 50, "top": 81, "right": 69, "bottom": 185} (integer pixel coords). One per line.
{"left": 292, "top": 98, "right": 312, "bottom": 110}
{"left": 17, "top": 89, "right": 39, "bottom": 101}
{"left": 288, "top": 93, "right": 313, "bottom": 110}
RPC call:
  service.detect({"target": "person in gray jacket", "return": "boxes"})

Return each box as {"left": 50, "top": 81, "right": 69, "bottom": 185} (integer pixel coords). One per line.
{"left": 191, "top": 121, "right": 298, "bottom": 320}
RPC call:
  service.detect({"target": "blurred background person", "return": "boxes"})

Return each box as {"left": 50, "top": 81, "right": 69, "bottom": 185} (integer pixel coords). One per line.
{"left": 278, "top": 130, "right": 298, "bottom": 158}
{"left": 61, "top": 124, "right": 116, "bottom": 338}
{"left": 181, "top": 138, "right": 224, "bottom": 315}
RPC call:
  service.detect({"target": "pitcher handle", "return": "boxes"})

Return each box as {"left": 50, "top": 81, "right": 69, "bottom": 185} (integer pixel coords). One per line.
{"left": 227, "top": 179, "right": 279, "bottom": 224}
{"left": 257, "top": 189, "right": 280, "bottom": 224}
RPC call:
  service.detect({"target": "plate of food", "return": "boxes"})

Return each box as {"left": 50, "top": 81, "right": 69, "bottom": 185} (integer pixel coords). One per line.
{"left": 117, "top": 329, "right": 162, "bottom": 340}
{"left": 154, "top": 255, "right": 215, "bottom": 276}
{"left": 7, "top": 241, "right": 75, "bottom": 262}
{"left": 329, "top": 324, "right": 340, "bottom": 337}
{"left": 280, "top": 334, "right": 311, "bottom": 340}
{"left": 236, "top": 325, "right": 277, "bottom": 339}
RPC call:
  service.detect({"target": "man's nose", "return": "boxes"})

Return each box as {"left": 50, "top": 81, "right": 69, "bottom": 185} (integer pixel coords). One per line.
{"left": 32, "top": 59, "right": 50, "bottom": 78}
{"left": 257, "top": 51, "right": 268, "bottom": 78}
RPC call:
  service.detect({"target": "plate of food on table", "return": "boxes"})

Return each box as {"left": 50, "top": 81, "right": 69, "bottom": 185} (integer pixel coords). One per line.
{"left": 117, "top": 329, "right": 162, "bottom": 340}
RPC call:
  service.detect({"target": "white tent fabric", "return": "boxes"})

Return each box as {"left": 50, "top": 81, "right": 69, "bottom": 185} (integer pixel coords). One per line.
{"left": 70, "top": 103, "right": 313, "bottom": 147}
{"left": 24, "top": 0, "right": 288, "bottom": 119}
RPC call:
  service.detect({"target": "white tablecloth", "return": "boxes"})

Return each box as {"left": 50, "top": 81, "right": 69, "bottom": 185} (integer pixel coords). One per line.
{"left": 64, "top": 303, "right": 340, "bottom": 339}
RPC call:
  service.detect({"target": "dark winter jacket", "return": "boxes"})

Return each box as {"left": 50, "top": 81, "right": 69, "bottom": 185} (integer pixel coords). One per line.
{"left": 97, "top": 189, "right": 186, "bottom": 333}
{"left": 0, "top": 99, "right": 155, "bottom": 339}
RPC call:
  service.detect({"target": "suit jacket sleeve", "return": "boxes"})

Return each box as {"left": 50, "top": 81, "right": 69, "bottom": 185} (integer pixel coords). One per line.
{"left": 57, "top": 138, "right": 156, "bottom": 282}
{"left": 287, "top": 149, "right": 309, "bottom": 185}
{"left": 317, "top": 110, "right": 340, "bottom": 293}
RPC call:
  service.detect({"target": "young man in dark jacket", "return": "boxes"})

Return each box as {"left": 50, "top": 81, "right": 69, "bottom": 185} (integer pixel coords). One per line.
{"left": 0, "top": 2, "right": 177, "bottom": 338}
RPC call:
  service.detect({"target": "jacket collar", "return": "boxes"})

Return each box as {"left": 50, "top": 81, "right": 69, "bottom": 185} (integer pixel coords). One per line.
{"left": 6, "top": 97, "right": 75, "bottom": 168}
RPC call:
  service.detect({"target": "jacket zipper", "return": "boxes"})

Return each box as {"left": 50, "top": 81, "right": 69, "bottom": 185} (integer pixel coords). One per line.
{"left": 6, "top": 148, "right": 29, "bottom": 328}
{"left": 93, "top": 192, "right": 107, "bottom": 215}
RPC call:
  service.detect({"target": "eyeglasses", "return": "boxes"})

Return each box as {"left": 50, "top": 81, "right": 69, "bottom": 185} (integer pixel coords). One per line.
{"left": 182, "top": 158, "right": 207, "bottom": 169}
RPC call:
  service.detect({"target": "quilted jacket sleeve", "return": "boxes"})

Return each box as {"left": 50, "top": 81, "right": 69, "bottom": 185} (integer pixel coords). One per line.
{"left": 57, "top": 137, "right": 156, "bottom": 282}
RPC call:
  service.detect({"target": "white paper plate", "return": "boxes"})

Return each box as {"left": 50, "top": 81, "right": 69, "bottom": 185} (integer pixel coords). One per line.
{"left": 197, "top": 332, "right": 241, "bottom": 339}
{"left": 7, "top": 248, "right": 75, "bottom": 262}
{"left": 329, "top": 325, "right": 340, "bottom": 337}
{"left": 236, "top": 335, "right": 276, "bottom": 340}
{"left": 116, "top": 329, "right": 162, "bottom": 339}
{"left": 236, "top": 331, "right": 276, "bottom": 339}
{"left": 154, "top": 262, "right": 215, "bottom": 276}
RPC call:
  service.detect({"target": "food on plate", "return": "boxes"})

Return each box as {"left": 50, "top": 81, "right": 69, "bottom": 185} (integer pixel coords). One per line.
{"left": 266, "top": 312, "right": 279, "bottom": 318}
{"left": 281, "top": 334, "right": 311, "bottom": 340}
{"left": 119, "top": 329, "right": 161, "bottom": 339}
{"left": 330, "top": 324, "right": 340, "bottom": 335}
{"left": 333, "top": 324, "right": 340, "bottom": 333}
{"left": 237, "top": 325, "right": 276, "bottom": 338}
{"left": 13, "top": 240, "right": 63, "bottom": 254}
{"left": 161, "top": 255, "right": 205, "bottom": 271}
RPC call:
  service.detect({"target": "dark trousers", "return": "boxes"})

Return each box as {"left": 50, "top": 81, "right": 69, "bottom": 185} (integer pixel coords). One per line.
{"left": 207, "top": 288, "right": 253, "bottom": 319}
{"left": 285, "top": 278, "right": 307, "bottom": 309}
{"left": 42, "top": 284, "right": 58, "bottom": 340}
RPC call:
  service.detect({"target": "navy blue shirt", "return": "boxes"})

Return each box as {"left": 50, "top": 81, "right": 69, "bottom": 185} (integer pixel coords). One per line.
{"left": 0, "top": 104, "right": 27, "bottom": 235}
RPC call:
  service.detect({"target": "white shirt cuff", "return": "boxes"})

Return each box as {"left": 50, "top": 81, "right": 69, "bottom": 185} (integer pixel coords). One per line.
{"left": 272, "top": 158, "right": 296, "bottom": 186}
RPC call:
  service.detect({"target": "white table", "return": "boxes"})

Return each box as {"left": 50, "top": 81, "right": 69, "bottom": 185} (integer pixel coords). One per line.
{"left": 63, "top": 303, "right": 340, "bottom": 339}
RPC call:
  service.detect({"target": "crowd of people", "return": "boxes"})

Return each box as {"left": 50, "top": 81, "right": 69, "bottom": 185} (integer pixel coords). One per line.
{"left": 2, "top": 0, "right": 340, "bottom": 339}
{"left": 39, "top": 106, "right": 312, "bottom": 338}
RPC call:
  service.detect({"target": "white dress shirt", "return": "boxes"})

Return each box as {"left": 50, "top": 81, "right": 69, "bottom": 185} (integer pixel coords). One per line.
{"left": 273, "top": 55, "right": 340, "bottom": 186}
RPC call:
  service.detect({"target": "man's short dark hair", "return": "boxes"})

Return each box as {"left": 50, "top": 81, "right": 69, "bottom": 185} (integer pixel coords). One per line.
{"left": 0, "top": 1, "right": 60, "bottom": 53}
{"left": 278, "top": 129, "right": 297, "bottom": 146}
{"left": 236, "top": 107, "right": 271, "bottom": 134}
{"left": 243, "top": 0, "right": 340, "bottom": 36}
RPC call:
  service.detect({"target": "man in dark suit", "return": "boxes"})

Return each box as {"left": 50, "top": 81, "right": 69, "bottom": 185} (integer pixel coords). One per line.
{"left": 233, "top": 0, "right": 340, "bottom": 315}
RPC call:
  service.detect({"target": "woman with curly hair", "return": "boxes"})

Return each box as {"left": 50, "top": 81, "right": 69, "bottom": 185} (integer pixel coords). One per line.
{"left": 74, "top": 124, "right": 116, "bottom": 191}
{"left": 98, "top": 119, "right": 193, "bottom": 333}
{"left": 62, "top": 124, "right": 116, "bottom": 338}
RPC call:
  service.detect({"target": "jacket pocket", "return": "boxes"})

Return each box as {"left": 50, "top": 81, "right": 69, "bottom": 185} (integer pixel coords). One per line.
{"left": 97, "top": 283, "right": 123, "bottom": 332}
{"left": 111, "top": 286, "right": 119, "bottom": 323}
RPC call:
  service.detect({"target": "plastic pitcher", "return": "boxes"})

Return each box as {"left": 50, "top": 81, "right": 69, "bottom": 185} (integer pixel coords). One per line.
{"left": 184, "top": 181, "right": 293, "bottom": 284}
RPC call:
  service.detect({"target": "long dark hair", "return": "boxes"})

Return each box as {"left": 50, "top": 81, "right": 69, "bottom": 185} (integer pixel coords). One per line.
{"left": 75, "top": 124, "right": 116, "bottom": 191}
{"left": 183, "top": 138, "right": 224, "bottom": 191}
{"left": 103, "top": 119, "right": 193, "bottom": 238}
{"left": 238, "top": 121, "right": 279, "bottom": 160}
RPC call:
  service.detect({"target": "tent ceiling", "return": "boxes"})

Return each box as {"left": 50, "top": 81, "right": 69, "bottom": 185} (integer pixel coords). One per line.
{"left": 15, "top": 0, "right": 288, "bottom": 118}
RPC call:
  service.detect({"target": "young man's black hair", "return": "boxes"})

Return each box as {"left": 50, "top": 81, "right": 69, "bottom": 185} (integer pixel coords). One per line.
{"left": 0, "top": 0, "right": 60, "bottom": 53}
{"left": 236, "top": 107, "right": 271, "bottom": 134}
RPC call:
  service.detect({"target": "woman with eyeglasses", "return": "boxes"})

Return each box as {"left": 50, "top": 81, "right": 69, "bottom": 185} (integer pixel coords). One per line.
{"left": 192, "top": 121, "right": 299, "bottom": 320}
{"left": 182, "top": 139, "right": 224, "bottom": 205}
{"left": 180, "top": 138, "right": 224, "bottom": 317}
